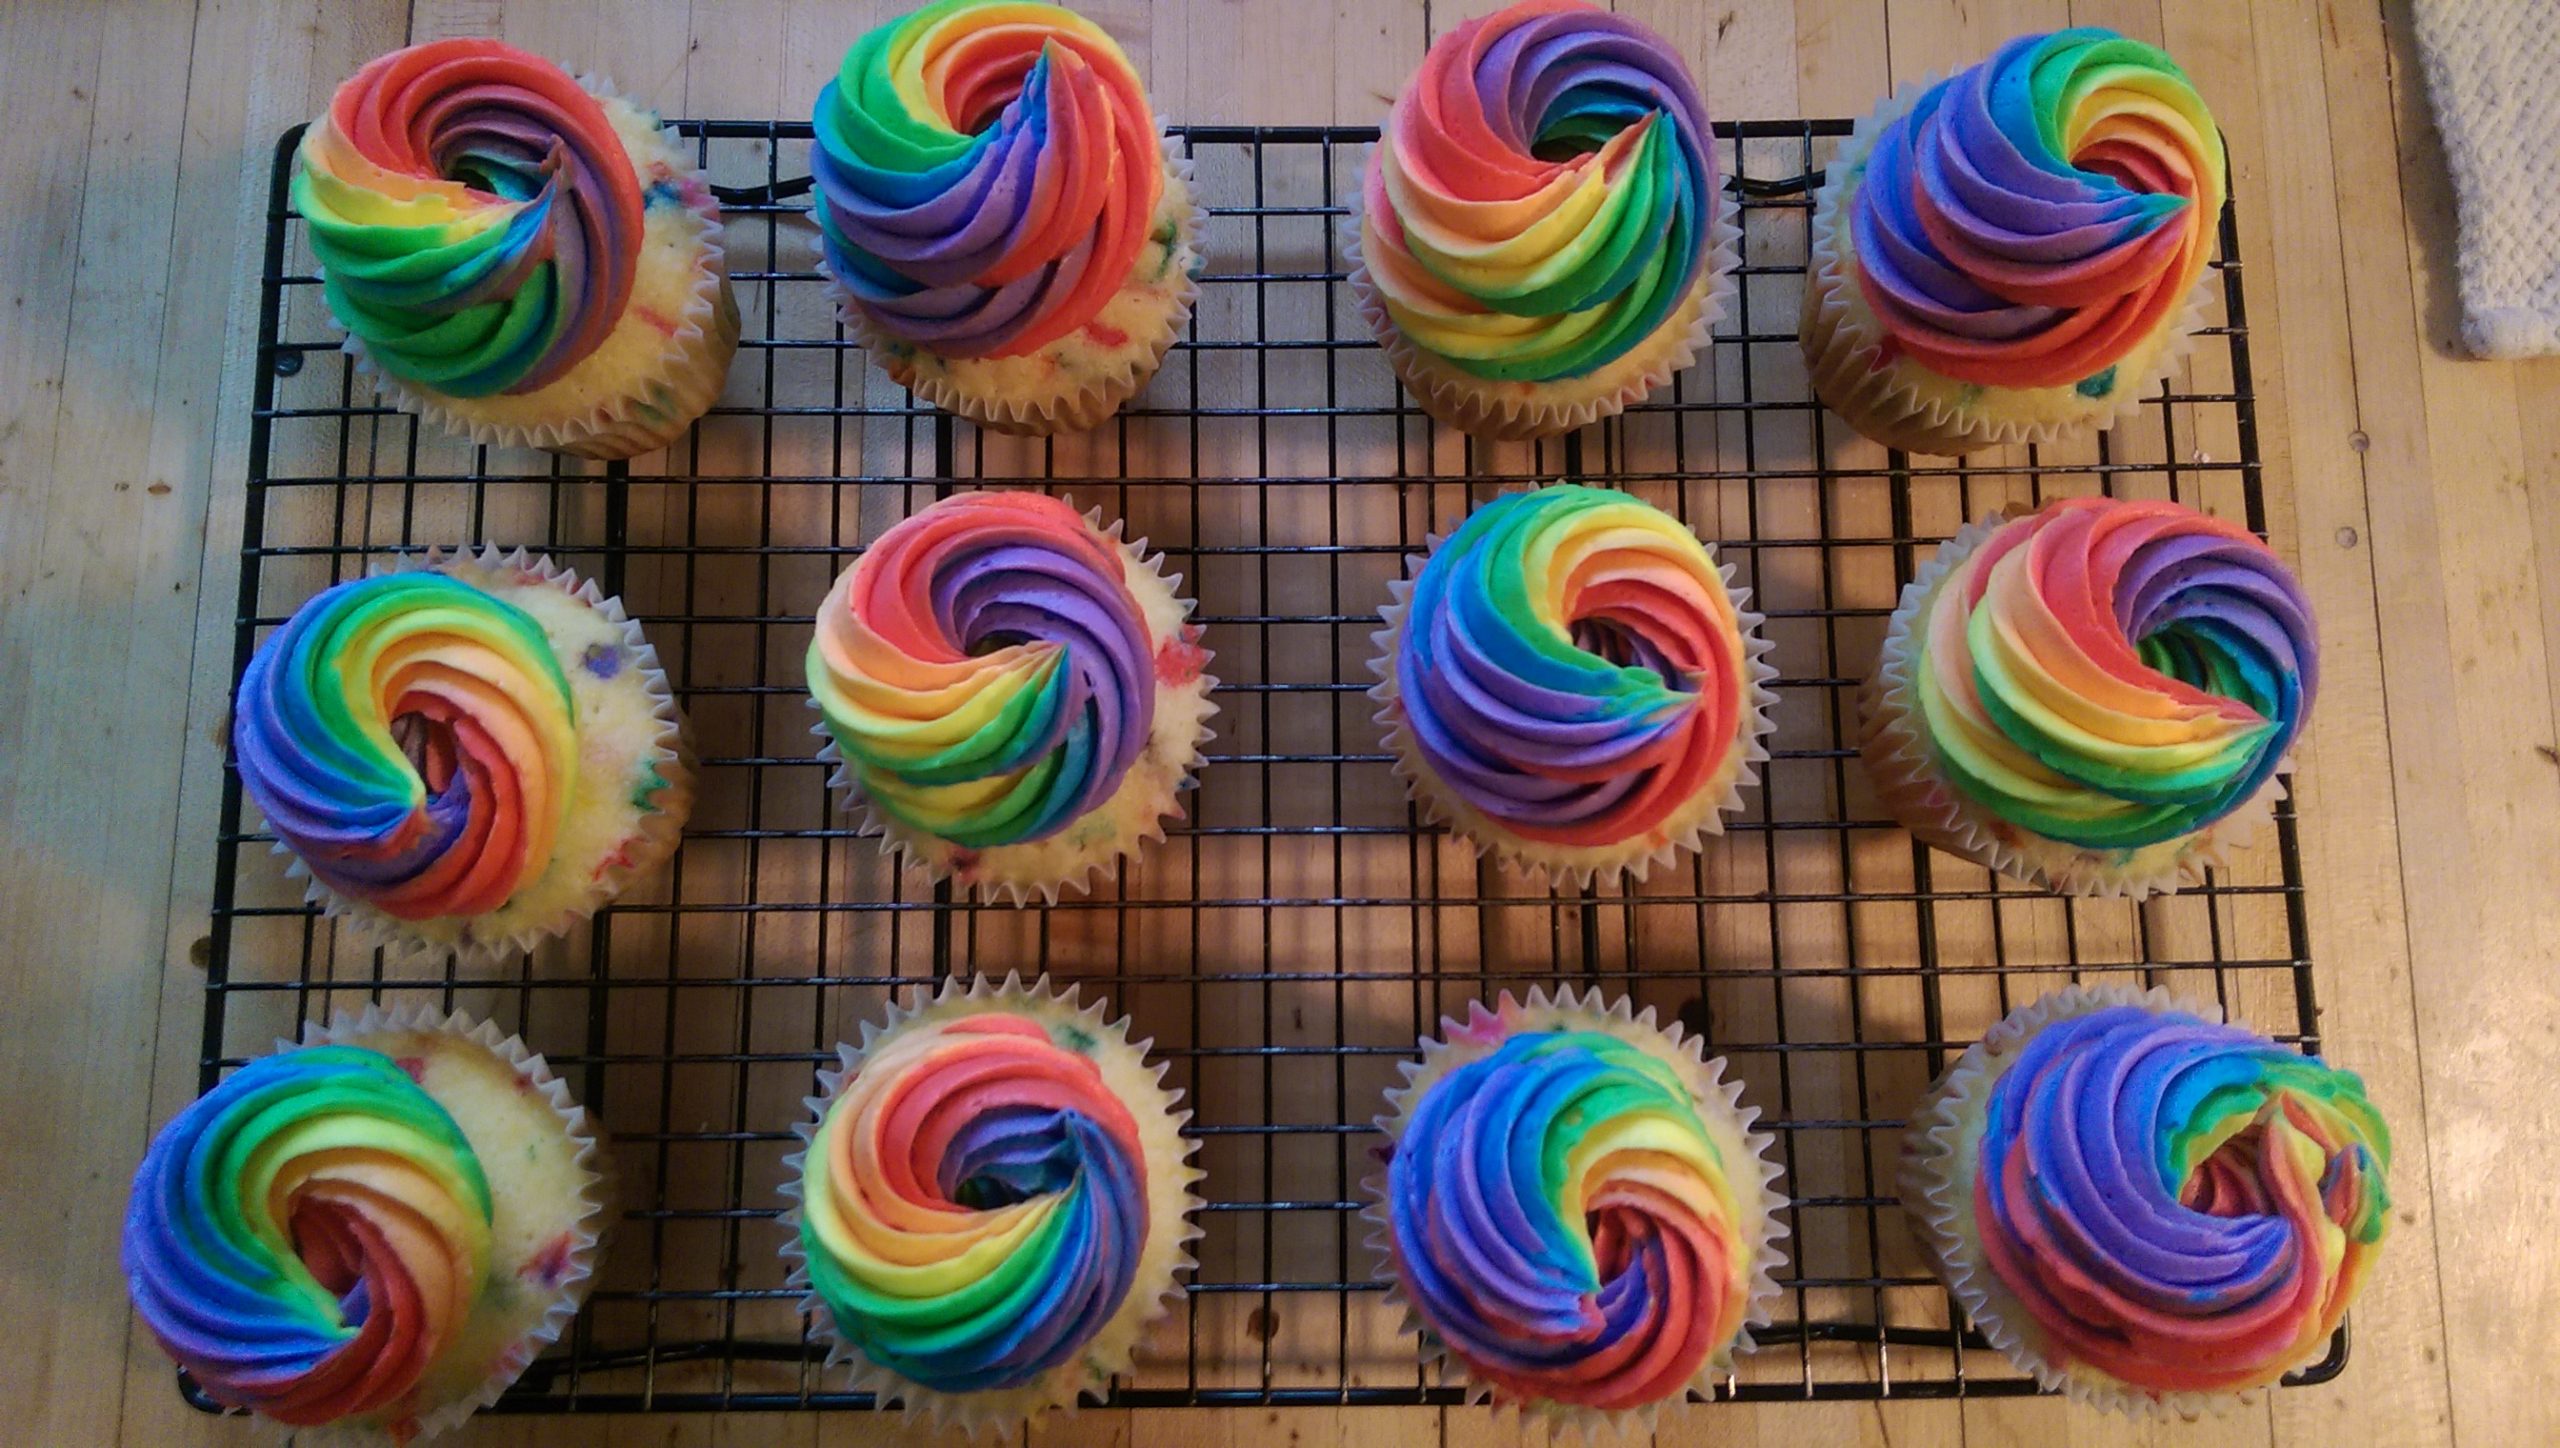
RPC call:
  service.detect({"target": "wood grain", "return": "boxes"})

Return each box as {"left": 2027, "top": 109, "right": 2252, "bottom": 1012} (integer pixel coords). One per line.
{"left": 0, "top": 3, "right": 2522, "bottom": 1446}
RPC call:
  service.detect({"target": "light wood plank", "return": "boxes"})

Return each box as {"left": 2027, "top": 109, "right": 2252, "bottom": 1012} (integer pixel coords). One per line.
{"left": 0, "top": 6, "right": 139, "bottom": 1444}
{"left": 126, "top": 4, "right": 426, "bottom": 1444}
{"left": 2159, "top": 5, "right": 2461, "bottom": 1445}
{"left": 2343, "top": 3, "right": 2559, "bottom": 1445}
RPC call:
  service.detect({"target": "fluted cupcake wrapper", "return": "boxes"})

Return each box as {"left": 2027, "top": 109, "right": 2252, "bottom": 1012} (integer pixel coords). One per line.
{"left": 834, "top": 122, "right": 1204, "bottom": 437}
{"left": 776, "top": 971, "right": 1203, "bottom": 1437}
{"left": 263, "top": 1002, "right": 610, "bottom": 1446}
{"left": 1365, "top": 520, "right": 1779, "bottom": 889}
{"left": 809, "top": 502, "right": 1216, "bottom": 906}
{"left": 267, "top": 544, "right": 696, "bottom": 967}
{"left": 1859, "top": 514, "right": 2287, "bottom": 898}
{"left": 1362, "top": 986, "right": 1789, "bottom": 1440}
{"left": 1341, "top": 160, "right": 1741, "bottom": 443}
{"left": 1799, "top": 79, "right": 2219, "bottom": 457}
{"left": 1900, "top": 982, "right": 2273, "bottom": 1418}
{"left": 330, "top": 79, "right": 740, "bottom": 463}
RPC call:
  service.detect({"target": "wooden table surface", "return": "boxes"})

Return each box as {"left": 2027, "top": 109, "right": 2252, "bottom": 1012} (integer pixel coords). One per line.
{"left": 4, "top": 0, "right": 2548, "bottom": 1444}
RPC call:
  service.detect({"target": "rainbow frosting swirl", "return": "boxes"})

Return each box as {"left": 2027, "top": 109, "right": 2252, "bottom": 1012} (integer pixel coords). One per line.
{"left": 1389, "top": 485, "right": 1756, "bottom": 851}
{"left": 1847, "top": 29, "right": 2226, "bottom": 391}
{"left": 294, "top": 39, "right": 647, "bottom": 397}
{"left": 1385, "top": 1027, "right": 1760, "bottom": 1410}
{"left": 809, "top": 492, "right": 1166, "bottom": 849}
{"left": 1957, "top": 1000, "right": 2390, "bottom": 1395}
{"left": 798, "top": 1011, "right": 1152, "bottom": 1392}
{"left": 123, "top": 1047, "right": 495, "bottom": 1426}
{"left": 812, "top": 0, "right": 1166, "bottom": 357}
{"left": 1358, "top": 0, "right": 1716, "bottom": 381}
{"left": 233, "top": 572, "right": 580, "bottom": 921}
{"left": 1904, "top": 497, "right": 2315, "bottom": 852}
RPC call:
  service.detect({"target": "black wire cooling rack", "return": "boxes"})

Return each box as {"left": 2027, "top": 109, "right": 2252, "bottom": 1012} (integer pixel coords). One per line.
{"left": 191, "top": 117, "right": 2341, "bottom": 1417}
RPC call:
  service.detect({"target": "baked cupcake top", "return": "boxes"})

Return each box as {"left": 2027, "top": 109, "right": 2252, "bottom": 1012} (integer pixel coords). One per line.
{"left": 235, "top": 570, "right": 581, "bottom": 922}
{"left": 1848, "top": 29, "right": 2226, "bottom": 391}
{"left": 793, "top": 984, "right": 1198, "bottom": 1411}
{"left": 813, "top": 0, "right": 1165, "bottom": 358}
{"left": 1382, "top": 1015, "right": 1767, "bottom": 1413}
{"left": 1897, "top": 497, "right": 2315, "bottom": 851}
{"left": 124, "top": 1046, "right": 495, "bottom": 1427}
{"left": 1384, "top": 484, "right": 1759, "bottom": 851}
{"left": 294, "top": 40, "right": 648, "bottom": 397}
{"left": 809, "top": 492, "right": 1181, "bottom": 850}
{"left": 1357, "top": 0, "right": 1716, "bottom": 382}
{"left": 1954, "top": 999, "right": 2389, "bottom": 1396}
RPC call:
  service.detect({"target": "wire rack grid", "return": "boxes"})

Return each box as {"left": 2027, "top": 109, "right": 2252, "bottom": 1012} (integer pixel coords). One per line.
{"left": 192, "top": 116, "right": 2339, "bottom": 1416}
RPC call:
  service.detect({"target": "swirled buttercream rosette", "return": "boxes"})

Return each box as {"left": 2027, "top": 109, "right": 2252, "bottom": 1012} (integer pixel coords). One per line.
{"left": 1900, "top": 984, "right": 2391, "bottom": 1415}
{"left": 124, "top": 1003, "right": 606, "bottom": 1445}
{"left": 1342, "top": 197, "right": 1737, "bottom": 444}
{"left": 1859, "top": 499, "right": 2314, "bottom": 896}
{"left": 1369, "top": 485, "right": 1777, "bottom": 887}
{"left": 805, "top": 492, "right": 1216, "bottom": 904}
{"left": 778, "top": 973, "right": 1201, "bottom": 1435}
{"left": 1343, "top": 0, "right": 1739, "bottom": 441}
{"left": 812, "top": 0, "right": 1204, "bottom": 436}
{"left": 234, "top": 544, "right": 693, "bottom": 965}
{"left": 1365, "top": 987, "right": 1788, "bottom": 1437}
{"left": 295, "top": 40, "right": 739, "bottom": 460}
{"left": 1799, "top": 31, "right": 2227, "bottom": 455}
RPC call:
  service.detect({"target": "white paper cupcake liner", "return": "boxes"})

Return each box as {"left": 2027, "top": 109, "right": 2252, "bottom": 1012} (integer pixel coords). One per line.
{"left": 267, "top": 544, "right": 695, "bottom": 966}
{"left": 1365, "top": 508, "right": 1778, "bottom": 888}
{"left": 328, "top": 79, "right": 739, "bottom": 462}
{"left": 809, "top": 501, "right": 1217, "bottom": 905}
{"left": 1363, "top": 986, "right": 1789, "bottom": 1439}
{"left": 776, "top": 972, "right": 1202, "bottom": 1436}
{"left": 1799, "top": 78, "right": 2218, "bottom": 457}
{"left": 1343, "top": 162, "right": 1741, "bottom": 442}
{"left": 272, "top": 1001, "right": 609, "bottom": 1446}
{"left": 834, "top": 122, "right": 1203, "bottom": 437}
{"left": 1859, "top": 515, "right": 2288, "bottom": 898}
{"left": 1901, "top": 982, "right": 2279, "bottom": 1418}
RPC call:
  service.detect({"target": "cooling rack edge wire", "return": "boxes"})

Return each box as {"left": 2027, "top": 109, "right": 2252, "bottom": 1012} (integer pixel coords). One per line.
{"left": 185, "top": 117, "right": 2345, "bottom": 1416}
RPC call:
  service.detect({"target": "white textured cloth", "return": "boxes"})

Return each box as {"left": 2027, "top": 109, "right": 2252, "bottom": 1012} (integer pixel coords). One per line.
{"left": 2411, "top": 0, "right": 2560, "bottom": 358}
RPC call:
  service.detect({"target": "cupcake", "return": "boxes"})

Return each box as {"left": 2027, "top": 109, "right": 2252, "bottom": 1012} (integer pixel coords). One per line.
{"left": 1370, "top": 484, "right": 1776, "bottom": 884}
{"left": 811, "top": 0, "right": 1203, "bottom": 435}
{"left": 1346, "top": 0, "right": 1738, "bottom": 441}
{"left": 1800, "top": 29, "right": 2226, "bottom": 455}
{"left": 232, "top": 545, "right": 694, "bottom": 962}
{"left": 1859, "top": 497, "right": 2315, "bottom": 896}
{"left": 1369, "top": 988, "right": 1786, "bottom": 1433}
{"left": 782, "top": 973, "right": 1200, "bottom": 1432}
{"left": 1902, "top": 985, "right": 2391, "bottom": 1414}
{"left": 124, "top": 1004, "right": 605, "bottom": 1443}
{"left": 806, "top": 491, "right": 1215, "bottom": 902}
{"left": 294, "top": 39, "right": 739, "bottom": 460}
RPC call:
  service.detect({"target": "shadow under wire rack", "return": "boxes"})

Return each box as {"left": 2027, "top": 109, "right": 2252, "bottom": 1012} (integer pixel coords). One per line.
{"left": 191, "top": 117, "right": 2341, "bottom": 1416}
